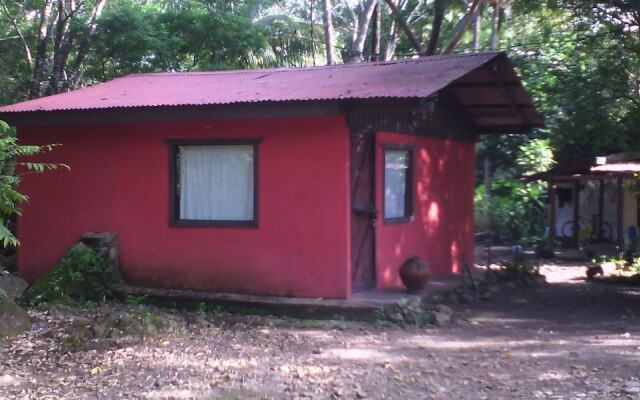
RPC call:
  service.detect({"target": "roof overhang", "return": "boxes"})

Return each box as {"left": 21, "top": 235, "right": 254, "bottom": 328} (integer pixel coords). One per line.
{"left": 448, "top": 53, "right": 543, "bottom": 134}
{"left": 525, "top": 152, "right": 640, "bottom": 182}
{"left": 0, "top": 52, "right": 542, "bottom": 133}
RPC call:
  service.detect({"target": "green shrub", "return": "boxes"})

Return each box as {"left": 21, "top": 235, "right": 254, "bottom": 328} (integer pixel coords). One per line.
{"left": 21, "top": 244, "right": 111, "bottom": 307}
{"left": 475, "top": 178, "right": 548, "bottom": 241}
{"left": 496, "top": 259, "right": 537, "bottom": 282}
{"left": 475, "top": 138, "right": 554, "bottom": 241}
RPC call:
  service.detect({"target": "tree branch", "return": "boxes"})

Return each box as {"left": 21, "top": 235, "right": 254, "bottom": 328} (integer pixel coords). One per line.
{"left": 68, "top": 0, "right": 108, "bottom": 88}
{"left": 322, "top": 0, "right": 336, "bottom": 64}
{"left": 425, "top": 0, "right": 444, "bottom": 55}
{"left": 350, "top": 0, "right": 378, "bottom": 61}
{"left": 443, "top": 0, "right": 486, "bottom": 54}
{"left": 381, "top": 0, "right": 424, "bottom": 54}
{"left": 29, "top": 0, "right": 55, "bottom": 98}
{"left": 0, "top": 0, "right": 33, "bottom": 72}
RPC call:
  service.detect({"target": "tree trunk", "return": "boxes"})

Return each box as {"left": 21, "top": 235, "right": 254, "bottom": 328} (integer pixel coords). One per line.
{"left": 471, "top": 0, "right": 482, "bottom": 51}
{"left": 424, "top": 0, "right": 444, "bottom": 55}
{"left": 310, "top": 1, "right": 316, "bottom": 66}
{"left": 489, "top": 0, "right": 500, "bottom": 50}
{"left": 383, "top": 18, "right": 398, "bottom": 60}
{"left": 371, "top": 1, "right": 381, "bottom": 61}
{"left": 443, "top": 0, "right": 485, "bottom": 54}
{"left": 67, "top": 0, "right": 108, "bottom": 89}
{"left": 382, "top": 0, "right": 423, "bottom": 55}
{"left": 49, "top": 0, "right": 76, "bottom": 94}
{"left": 29, "top": 0, "right": 54, "bottom": 99}
{"left": 321, "top": 0, "right": 336, "bottom": 65}
{"left": 350, "top": 0, "right": 378, "bottom": 62}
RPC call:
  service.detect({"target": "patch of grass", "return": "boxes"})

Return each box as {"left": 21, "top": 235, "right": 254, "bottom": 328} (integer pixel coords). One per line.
{"left": 21, "top": 244, "right": 111, "bottom": 308}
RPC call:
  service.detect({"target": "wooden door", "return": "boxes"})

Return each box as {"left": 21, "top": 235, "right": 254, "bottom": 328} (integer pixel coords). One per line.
{"left": 350, "top": 130, "right": 376, "bottom": 291}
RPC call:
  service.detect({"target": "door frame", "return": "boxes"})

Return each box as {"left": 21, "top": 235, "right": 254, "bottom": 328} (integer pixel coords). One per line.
{"left": 349, "top": 128, "right": 377, "bottom": 292}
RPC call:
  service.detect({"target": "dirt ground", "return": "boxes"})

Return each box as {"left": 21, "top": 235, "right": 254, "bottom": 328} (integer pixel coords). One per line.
{"left": 2, "top": 262, "right": 640, "bottom": 400}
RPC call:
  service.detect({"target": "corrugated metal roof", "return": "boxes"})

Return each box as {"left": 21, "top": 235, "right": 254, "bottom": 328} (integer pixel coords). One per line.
{"left": 525, "top": 152, "right": 640, "bottom": 181}
{"left": 0, "top": 52, "right": 507, "bottom": 113}
{"left": 591, "top": 162, "right": 640, "bottom": 173}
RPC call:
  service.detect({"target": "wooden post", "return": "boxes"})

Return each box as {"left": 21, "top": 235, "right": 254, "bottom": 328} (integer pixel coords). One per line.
{"left": 598, "top": 179, "right": 605, "bottom": 241}
{"left": 617, "top": 176, "right": 625, "bottom": 251}
{"left": 573, "top": 180, "right": 580, "bottom": 248}
{"left": 548, "top": 182, "right": 556, "bottom": 249}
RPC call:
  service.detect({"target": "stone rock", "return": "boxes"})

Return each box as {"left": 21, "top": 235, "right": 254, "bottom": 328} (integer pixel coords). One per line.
{"left": 389, "top": 312, "right": 404, "bottom": 324}
{"left": 80, "top": 232, "right": 121, "bottom": 280}
{"left": 0, "top": 300, "right": 31, "bottom": 338}
{"left": 433, "top": 310, "right": 451, "bottom": 326}
{"left": 433, "top": 304, "right": 452, "bottom": 314}
{"left": 0, "top": 274, "right": 28, "bottom": 301}
{"left": 622, "top": 380, "right": 640, "bottom": 394}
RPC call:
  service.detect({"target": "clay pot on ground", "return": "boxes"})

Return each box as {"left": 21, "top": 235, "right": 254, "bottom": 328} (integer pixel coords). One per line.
{"left": 399, "top": 256, "right": 431, "bottom": 292}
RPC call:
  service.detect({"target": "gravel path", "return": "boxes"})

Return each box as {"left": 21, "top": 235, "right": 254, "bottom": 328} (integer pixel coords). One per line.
{"left": 1, "top": 262, "right": 640, "bottom": 399}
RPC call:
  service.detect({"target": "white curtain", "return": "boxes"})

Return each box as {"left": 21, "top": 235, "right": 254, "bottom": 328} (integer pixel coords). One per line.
{"left": 179, "top": 145, "right": 254, "bottom": 221}
{"left": 384, "top": 150, "right": 409, "bottom": 218}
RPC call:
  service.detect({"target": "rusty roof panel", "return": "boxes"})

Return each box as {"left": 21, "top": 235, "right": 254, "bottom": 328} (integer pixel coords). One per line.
{"left": 1, "top": 52, "right": 504, "bottom": 113}
{"left": 591, "top": 162, "right": 640, "bottom": 173}
{"left": 0, "top": 51, "right": 544, "bottom": 133}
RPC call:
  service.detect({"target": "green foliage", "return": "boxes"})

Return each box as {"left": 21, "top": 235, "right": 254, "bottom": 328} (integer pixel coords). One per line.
{"left": 497, "top": 259, "right": 537, "bottom": 283}
{"left": 623, "top": 173, "right": 640, "bottom": 198}
{"left": 476, "top": 140, "right": 551, "bottom": 240}
{"left": 21, "top": 244, "right": 111, "bottom": 307}
{"left": 516, "top": 139, "right": 555, "bottom": 175}
{"left": 597, "top": 254, "right": 640, "bottom": 277}
{"left": 475, "top": 178, "right": 546, "bottom": 240}
{"left": 125, "top": 294, "right": 149, "bottom": 306}
{"left": 508, "top": 2, "right": 639, "bottom": 162}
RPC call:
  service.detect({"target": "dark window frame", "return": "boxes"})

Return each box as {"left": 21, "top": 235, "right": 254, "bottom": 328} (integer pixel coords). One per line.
{"left": 166, "top": 138, "right": 262, "bottom": 228}
{"left": 382, "top": 144, "right": 414, "bottom": 225}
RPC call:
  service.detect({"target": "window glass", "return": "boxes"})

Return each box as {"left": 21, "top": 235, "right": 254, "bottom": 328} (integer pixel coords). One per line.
{"left": 178, "top": 144, "right": 254, "bottom": 221}
{"left": 384, "top": 149, "right": 411, "bottom": 220}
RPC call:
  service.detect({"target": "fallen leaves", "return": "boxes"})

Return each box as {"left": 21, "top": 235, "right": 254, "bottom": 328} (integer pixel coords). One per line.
{"left": 1, "top": 274, "right": 640, "bottom": 399}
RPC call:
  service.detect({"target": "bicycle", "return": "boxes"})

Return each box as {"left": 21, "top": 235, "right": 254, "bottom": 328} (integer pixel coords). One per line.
{"left": 560, "top": 215, "right": 613, "bottom": 243}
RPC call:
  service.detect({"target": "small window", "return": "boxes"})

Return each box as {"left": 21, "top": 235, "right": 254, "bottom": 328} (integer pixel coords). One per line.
{"left": 168, "top": 139, "right": 260, "bottom": 227}
{"left": 384, "top": 148, "right": 413, "bottom": 222}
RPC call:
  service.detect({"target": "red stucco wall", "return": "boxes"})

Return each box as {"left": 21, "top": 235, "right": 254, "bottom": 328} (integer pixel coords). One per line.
{"left": 17, "top": 115, "right": 352, "bottom": 299}
{"left": 375, "top": 132, "right": 475, "bottom": 288}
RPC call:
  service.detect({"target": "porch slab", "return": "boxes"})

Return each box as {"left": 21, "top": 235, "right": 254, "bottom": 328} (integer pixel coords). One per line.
{"left": 110, "top": 274, "right": 466, "bottom": 319}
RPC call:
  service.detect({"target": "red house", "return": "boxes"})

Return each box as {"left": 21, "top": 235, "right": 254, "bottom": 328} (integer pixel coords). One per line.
{"left": 0, "top": 52, "right": 541, "bottom": 299}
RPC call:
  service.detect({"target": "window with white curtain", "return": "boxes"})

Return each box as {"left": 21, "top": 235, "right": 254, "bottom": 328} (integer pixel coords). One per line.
{"left": 170, "top": 140, "right": 259, "bottom": 226}
{"left": 384, "top": 148, "right": 413, "bottom": 221}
